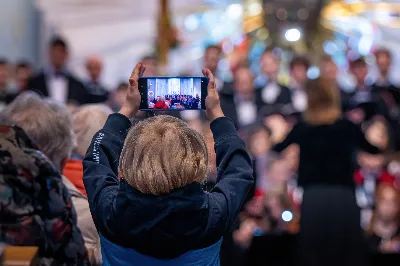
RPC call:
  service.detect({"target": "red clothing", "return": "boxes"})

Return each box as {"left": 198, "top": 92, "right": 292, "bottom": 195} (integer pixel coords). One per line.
{"left": 63, "top": 159, "right": 87, "bottom": 196}
{"left": 354, "top": 169, "right": 395, "bottom": 186}
{"left": 154, "top": 100, "right": 168, "bottom": 109}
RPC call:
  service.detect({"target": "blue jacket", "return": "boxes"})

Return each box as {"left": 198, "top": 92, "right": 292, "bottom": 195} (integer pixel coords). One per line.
{"left": 100, "top": 234, "right": 222, "bottom": 266}
{"left": 83, "top": 114, "right": 253, "bottom": 262}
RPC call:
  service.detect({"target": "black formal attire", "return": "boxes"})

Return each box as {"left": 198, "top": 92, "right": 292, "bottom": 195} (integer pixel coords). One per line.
{"left": 346, "top": 86, "right": 391, "bottom": 123}
{"left": 273, "top": 118, "right": 381, "bottom": 266}
{"left": 256, "top": 82, "right": 292, "bottom": 105}
{"left": 0, "top": 90, "right": 17, "bottom": 107}
{"left": 372, "top": 82, "right": 400, "bottom": 117}
{"left": 372, "top": 82, "right": 400, "bottom": 150}
{"left": 85, "top": 80, "right": 109, "bottom": 103}
{"left": 220, "top": 91, "right": 259, "bottom": 130}
{"left": 28, "top": 70, "right": 88, "bottom": 105}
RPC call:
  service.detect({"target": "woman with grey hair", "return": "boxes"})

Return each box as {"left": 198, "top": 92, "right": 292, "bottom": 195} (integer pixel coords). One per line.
{"left": 64, "top": 104, "right": 113, "bottom": 196}
{"left": 0, "top": 92, "right": 89, "bottom": 265}
{"left": 63, "top": 104, "right": 113, "bottom": 265}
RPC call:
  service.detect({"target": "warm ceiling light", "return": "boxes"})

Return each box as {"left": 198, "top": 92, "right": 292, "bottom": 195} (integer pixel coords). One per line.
{"left": 285, "top": 28, "right": 301, "bottom": 42}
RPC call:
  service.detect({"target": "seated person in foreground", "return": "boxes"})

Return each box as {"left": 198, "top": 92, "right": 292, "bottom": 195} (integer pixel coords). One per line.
{"left": 83, "top": 63, "right": 254, "bottom": 265}
{"left": 0, "top": 94, "right": 89, "bottom": 265}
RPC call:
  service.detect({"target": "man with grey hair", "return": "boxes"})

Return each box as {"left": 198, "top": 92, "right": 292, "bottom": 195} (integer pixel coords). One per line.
{"left": 0, "top": 92, "right": 89, "bottom": 265}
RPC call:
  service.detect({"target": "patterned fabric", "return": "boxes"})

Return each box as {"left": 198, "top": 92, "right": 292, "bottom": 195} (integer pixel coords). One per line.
{"left": 0, "top": 125, "right": 89, "bottom": 265}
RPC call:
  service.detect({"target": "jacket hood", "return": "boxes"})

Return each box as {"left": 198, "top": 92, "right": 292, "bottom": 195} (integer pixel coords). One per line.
{"left": 103, "top": 179, "right": 209, "bottom": 257}
{"left": 0, "top": 125, "right": 59, "bottom": 197}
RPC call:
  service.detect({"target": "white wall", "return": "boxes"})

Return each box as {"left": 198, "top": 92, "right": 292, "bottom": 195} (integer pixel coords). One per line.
{"left": 0, "top": 0, "right": 40, "bottom": 65}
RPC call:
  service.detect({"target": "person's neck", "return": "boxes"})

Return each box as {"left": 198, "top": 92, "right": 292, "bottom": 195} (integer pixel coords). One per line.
{"left": 268, "top": 75, "right": 277, "bottom": 83}
{"left": 373, "top": 219, "right": 398, "bottom": 238}
{"left": 90, "top": 77, "right": 100, "bottom": 83}
{"left": 53, "top": 65, "right": 64, "bottom": 72}
{"left": 236, "top": 92, "right": 254, "bottom": 101}
{"left": 357, "top": 81, "right": 368, "bottom": 90}
{"left": 377, "top": 73, "right": 390, "bottom": 85}
{"left": 290, "top": 79, "right": 305, "bottom": 90}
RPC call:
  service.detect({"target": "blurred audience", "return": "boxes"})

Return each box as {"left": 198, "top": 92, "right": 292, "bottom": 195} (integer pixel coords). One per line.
{"left": 289, "top": 56, "right": 309, "bottom": 112}
{"left": 356, "top": 118, "right": 396, "bottom": 229}
{"left": 14, "top": 61, "right": 32, "bottom": 92}
{"left": 0, "top": 33, "right": 399, "bottom": 266}
{"left": 85, "top": 56, "right": 109, "bottom": 103}
{"left": 220, "top": 66, "right": 258, "bottom": 129}
{"left": 366, "top": 184, "right": 400, "bottom": 254}
{"left": 373, "top": 48, "right": 400, "bottom": 119}
{"left": 0, "top": 59, "right": 15, "bottom": 109}
{"left": 204, "top": 45, "right": 223, "bottom": 91}
{"left": 1, "top": 92, "right": 89, "bottom": 265}
{"left": 204, "top": 45, "right": 221, "bottom": 77}
{"left": 141, "top": 54, "right": 159, "bottom": 76}
{"left": 347, "top": 57, "right": 390, "bottom": 124}
{"left": 246, "top": 124, "right": 272, "bottom": 159}
{"left": 264, "top": 113, "right": 290, "bottom": 144}
{"left": 108, "top": 82, "right": 128, "bottom": 112}
{"left": 256, "top": 48, "right": 292, "bottom": 109}
{"left": 319, "top": 56, "right": 352, "bottom": 111}
{"left": 28, "top": 37, "right": 88, "bottom": 106}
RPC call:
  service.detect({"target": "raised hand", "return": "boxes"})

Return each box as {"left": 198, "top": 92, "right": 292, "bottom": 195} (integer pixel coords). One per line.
{"left": 202, "top": 68, "right": 224, "bottom": 121}
{"left": 119, "top": 62, "right": 146, "bottom": 119}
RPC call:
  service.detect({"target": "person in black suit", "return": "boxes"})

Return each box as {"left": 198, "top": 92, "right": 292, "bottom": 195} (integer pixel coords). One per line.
{"left": 288, "top": 56, "right": 310, "bottom": 113}
{"left": 256, "top": 48, "right": 292, "bottom": 111}
{"left": 28, "top": 37, "right": 88, "bottom": 105}
{"left": 220, "top": 66, "right": 259, "bottom": 129}
{"left": 346, "top": 57, "right": 391, "bottom": 124}
{"left": 319, "top": 56, "right": 353, "bottom": 111}
{"left": 372, "top": 48, "right": 400, "bottom": 150}
{"left": 84, "top": 56, "right": 109, "bottom": 103}
{"left": 372, "top": 48, "right": 400, "bottom": 119}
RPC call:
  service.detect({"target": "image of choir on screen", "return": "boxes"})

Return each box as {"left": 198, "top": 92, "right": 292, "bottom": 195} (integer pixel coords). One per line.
{"left": 147, "top": 78, "right": 202, "bottom": 110}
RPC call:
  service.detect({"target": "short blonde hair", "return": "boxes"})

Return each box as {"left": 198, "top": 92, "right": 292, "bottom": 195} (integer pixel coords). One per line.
{"left": 303, "top": 78, "right": 341, "bottom": 125}
{"left": 120, "top": 115, "right": 208, "bottom": 195}
{"left": 72, "top": 104, "right": 112, "bottom": 157}
{"left": 2, "top": 92, "right": 75, "bottom": 169}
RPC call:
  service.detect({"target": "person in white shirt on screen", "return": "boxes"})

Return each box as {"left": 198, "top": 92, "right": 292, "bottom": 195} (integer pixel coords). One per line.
{"left": 28, "top": 37, "right": 88, "bottom": 106}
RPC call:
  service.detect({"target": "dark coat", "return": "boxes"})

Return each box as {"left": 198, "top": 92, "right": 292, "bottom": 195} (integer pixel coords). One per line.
{"left": 28, "top": 72, "right": 88, "bottom": 105}
{"left": 0, "top": 125, "right": 89, "bottom": 265}
{"left": 83, "top": 114, "right": 254, "bottom": 259}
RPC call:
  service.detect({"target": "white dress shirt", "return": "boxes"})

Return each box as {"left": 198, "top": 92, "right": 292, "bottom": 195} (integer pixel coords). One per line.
{"left": 261, "top": 82, "right": 280, "bottom": 104}
{"left": 47, "top": 72, "right": 68, "bottom": 103}
{"left": 235, "top": 98, "right": 257, "bottom": 127}
{"left": 289, "top": 81, "right": 307, "bottom": 112}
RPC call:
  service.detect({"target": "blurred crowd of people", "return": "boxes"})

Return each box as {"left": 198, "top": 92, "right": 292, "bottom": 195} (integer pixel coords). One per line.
{"left": 149, "top": 94, "right": 200, "bottom": 110}
{"left": 0, "top": 35, "right": 399, "bottom": 266}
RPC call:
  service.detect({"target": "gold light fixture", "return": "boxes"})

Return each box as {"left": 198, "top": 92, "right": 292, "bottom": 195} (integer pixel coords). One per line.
{"left": 322, "top": 0, "right": 400, "bottom": 29}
